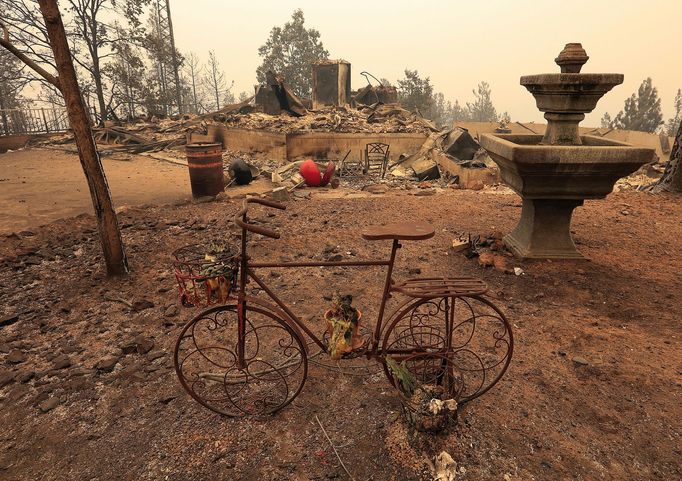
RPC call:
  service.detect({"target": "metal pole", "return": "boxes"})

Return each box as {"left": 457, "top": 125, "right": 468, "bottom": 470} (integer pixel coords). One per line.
{"left": 41, "top": 108, "right": 50, "bottom": 132}
{"left": 165, "top": 0, "right": 183, "bottom": 115}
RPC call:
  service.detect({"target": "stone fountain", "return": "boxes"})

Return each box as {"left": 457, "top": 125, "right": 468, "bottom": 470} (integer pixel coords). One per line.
{"left": 480, "top": 43, "right": 655, "bottom": 259}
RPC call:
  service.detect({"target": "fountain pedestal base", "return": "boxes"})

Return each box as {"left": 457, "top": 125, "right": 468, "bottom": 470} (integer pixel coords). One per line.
{"left": 504, "top": 198, "right": 585, "bottom": 259}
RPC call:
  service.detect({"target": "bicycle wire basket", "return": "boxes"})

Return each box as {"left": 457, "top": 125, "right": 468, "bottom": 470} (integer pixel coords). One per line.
{"left": 172, "top": 243, "right": 239, "bottom": 307}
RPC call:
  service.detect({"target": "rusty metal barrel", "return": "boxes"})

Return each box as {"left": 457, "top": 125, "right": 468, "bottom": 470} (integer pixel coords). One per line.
{"left": 185, "top": 143, "right": 224, "bottom": 198}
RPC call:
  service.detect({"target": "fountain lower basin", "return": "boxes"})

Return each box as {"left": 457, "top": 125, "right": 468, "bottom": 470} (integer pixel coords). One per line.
{"left": 480, "top": 133, "right": 655, "bottom": 258}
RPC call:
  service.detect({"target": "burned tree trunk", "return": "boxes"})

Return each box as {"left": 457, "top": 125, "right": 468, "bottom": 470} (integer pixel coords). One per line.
{"left": 1, "top": 1, "right": 131, "bottom": 276}
{"left": 37, "top": 0, "right": 128, "bottom": 275}
{"left": 654, "top": 119, "right": 682, "bottom": 193}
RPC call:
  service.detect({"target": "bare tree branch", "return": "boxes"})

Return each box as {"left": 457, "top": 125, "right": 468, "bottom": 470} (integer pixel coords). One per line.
{"left": 0, "top": 19, "right": 61, "bottom": 89}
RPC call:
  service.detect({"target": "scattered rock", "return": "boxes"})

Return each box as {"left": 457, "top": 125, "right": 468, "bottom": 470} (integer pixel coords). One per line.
{"left": 493, "top": 255, "right": 508, "bottom": 273}
{"left": 0, "top": 314, "right": 20, "bottom": 328}
{"left": 146, "top": 350, "right": 165, "bottom": 361}
{"left": 159, "top": 394, "right": 178, "bottom": 405}
{"left": 23, "top": 256, "right": 41, "bottom": 266}
{"left": 118, "top": 364, "right": 146, "bottom": 382}
{"left": 8, "top": 384, "right": 30, "bottom": 402}
{"left": 572, "top": 356, "right": 589, "bottom": 366}
{"left": 70, "top": 367, "right": 94, "bottom": 377}
{"left": 513, "top": 267, "right": 524, "bottom": 276}
{"left": 15, "top": 371, "right": 34, "bottom": 383}
{"left": 194, "top": 195, "right": 216, "bottom": 204}
{"left": 0, "top": 371, "right": 15, "bottom": 388}
{"left": 323, "top": 244, "right": 338, "bottom": 254}
{"left": 478, "top": 252, "right": 495, "bottom": 267}
{"left": 327, "top": 253, "right": 343, "bottom": 262}
{"left": 39, "top": 397, "right": 60, "bottom": 413}
{"left": 132, "top": 299, "right": 155, "bottom": 312}
{"left": 413, "top": 188, "right": 436, "bottom": 196}
{"left": 465, "top": 180, "right": 484, "bottom": 191}
{"left": 95, "top": 356, "right": 120, "bottom": 372}
{"left": 164, "top": 304, "right": 179, "bottom": 318}
{"left": 134, "top": 335, "right": 154, "bottom": 354}
{"left": 362, "top": 184, "right": 389, "bottom": 194}
{"left": 7, "top": 349, "right": 25, "bottom": 364}
{"left": 120, "top": 341, "right": 137, "bottom": 355}
{"left": 52, "top": 354, "right": 72, "bottom": 370}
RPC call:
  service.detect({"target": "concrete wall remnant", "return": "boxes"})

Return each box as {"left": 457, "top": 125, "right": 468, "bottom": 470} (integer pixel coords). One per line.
{"left": 204, "top": 124, "right": 426, "bottom": 163}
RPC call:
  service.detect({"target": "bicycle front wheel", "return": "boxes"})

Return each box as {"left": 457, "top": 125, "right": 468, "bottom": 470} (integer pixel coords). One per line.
{"left": 174, "top": 302, "right": 308, "bottom": 416}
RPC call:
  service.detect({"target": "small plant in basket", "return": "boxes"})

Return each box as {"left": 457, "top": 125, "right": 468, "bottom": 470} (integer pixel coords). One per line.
{"left": 173, "top": 242, "right": 239, "bottom": 307}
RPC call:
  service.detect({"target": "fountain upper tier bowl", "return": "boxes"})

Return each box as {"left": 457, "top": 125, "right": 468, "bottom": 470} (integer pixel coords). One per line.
{"left": 520, "top": 74, "right": 624, "bottom": 114}
{"left": 479, "top": 133, "right": 653, "bottom": 199}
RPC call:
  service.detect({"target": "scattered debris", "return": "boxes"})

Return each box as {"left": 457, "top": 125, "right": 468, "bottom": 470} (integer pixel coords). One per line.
{"left": 450, "top": 237, "right": 469, "bottom": 253}
{"left": 271, "top": 186, "right": 290, "bottom": 202}
{"left": 391, "top": 127, "right": 500, "bottom": 188}
{"left": 426, "top": 451, "right": 465, "bottom": 481}
{"left": 299, "top": 159, "right": 335, "bottom": 187}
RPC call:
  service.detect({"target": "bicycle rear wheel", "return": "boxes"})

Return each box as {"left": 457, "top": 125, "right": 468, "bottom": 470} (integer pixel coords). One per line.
{"left": 381, "top": 295, "right": 512, "bottom": 403}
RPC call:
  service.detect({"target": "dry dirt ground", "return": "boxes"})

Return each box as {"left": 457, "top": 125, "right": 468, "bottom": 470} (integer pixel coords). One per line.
{"left": 0, "top": 153, "right": 681, "bottom": 480}
{"left": 0, "top": 148, "right": 191, "bottom": 235}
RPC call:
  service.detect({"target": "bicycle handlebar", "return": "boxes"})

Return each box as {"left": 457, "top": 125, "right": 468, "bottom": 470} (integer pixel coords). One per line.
{"left": 234, "top": 197, "right": 286, "bottom": 239}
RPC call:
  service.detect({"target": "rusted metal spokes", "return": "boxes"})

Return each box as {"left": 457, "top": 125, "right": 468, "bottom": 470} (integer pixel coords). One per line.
{"left": 174, "top": 303, "right": 308, "bottom": 417}
{"left": 381, "top": 295, "right": 513, "bottom": 404}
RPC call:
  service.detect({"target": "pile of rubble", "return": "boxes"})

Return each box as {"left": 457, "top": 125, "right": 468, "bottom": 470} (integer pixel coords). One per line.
{"left": 390, "top": 127, "right": 500, "bottom": 188}
{"left": 220, "top": 103, "right": 438, "bottom": 134}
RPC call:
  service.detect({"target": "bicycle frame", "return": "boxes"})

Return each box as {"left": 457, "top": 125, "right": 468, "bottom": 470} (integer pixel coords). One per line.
{"left": 234, "top": 198, "right": 401, "bottom": 364}
{"left": 173, "top": 197, "right": 513, "bottom": 416}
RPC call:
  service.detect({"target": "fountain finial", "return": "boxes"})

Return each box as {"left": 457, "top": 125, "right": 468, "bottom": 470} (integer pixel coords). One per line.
{"left": 555, "top": 43, "right": 589, "bottom": 73}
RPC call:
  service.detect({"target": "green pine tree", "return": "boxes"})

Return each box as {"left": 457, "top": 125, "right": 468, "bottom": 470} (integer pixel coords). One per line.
{"left": 613, "top": 78, "right": 663, "bottom": 132}
{"left": 256, "top": 10, "right": 329, "bottom": 98}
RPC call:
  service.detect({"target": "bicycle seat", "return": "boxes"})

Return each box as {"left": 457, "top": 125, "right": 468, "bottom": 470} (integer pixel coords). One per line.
{"left": 361, "top": 222, "right": 435, "bottom": 241}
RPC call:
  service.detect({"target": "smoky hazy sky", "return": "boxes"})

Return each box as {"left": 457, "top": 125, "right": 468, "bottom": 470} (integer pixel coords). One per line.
{"left": 171, "top": 0, "right": 680, "bottom": 126}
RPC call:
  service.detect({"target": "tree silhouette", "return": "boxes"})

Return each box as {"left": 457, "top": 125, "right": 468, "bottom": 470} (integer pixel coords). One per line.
{"left": 256, "top": 9, "right": 328, "bottom": 98}
{"left": 612, "top": 78, "right": 663, "bottom": 132}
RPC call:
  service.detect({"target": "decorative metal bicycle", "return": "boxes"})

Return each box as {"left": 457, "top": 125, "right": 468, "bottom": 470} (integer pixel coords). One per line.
{"left": 174, "top": 198, "right": 513, "bottom": 417}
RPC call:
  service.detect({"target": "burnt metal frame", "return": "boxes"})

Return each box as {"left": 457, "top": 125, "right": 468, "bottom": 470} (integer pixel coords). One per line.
{"left": 236, "top": 199, "right": 400, "bottom": 360}
{"left": 233, "top": 198, "right": 512, "bottom": 378}
{"left": 365, "top": 142, "right": 390, "bottom": 179}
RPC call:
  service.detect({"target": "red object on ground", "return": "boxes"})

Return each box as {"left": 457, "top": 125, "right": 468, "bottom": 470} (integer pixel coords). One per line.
{"left": 299, "top": 159, "right": 322, "bottom": 186}
{"left": 320, "top": 161, "right": 336, "bottom": 187}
